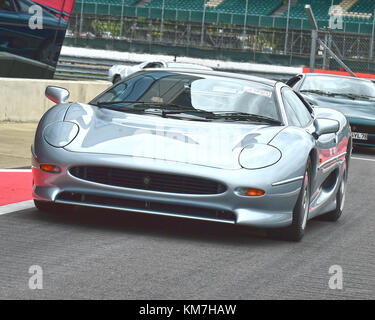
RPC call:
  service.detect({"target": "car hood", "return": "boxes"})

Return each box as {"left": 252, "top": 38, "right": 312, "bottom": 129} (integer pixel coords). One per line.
{"left": 63, "top": 103, "right": 284, "bottom": 170}
{"left": 301, "top": 93, "right": 375, "bottom": 121}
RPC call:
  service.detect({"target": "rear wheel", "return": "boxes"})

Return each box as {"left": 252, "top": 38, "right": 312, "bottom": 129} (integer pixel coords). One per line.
{"left": 272, "top": 158, "right": 312, "bottom": 242}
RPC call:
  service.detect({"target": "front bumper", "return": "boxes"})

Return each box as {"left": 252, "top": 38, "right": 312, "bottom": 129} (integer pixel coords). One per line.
{"left": 32, "top": 146, "right": 302, "bottom": 228}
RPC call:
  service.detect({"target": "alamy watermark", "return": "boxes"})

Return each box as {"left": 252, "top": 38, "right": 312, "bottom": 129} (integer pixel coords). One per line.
{"left": 328, "top": 265, "right": 343, "bottom": 290}
{"left": 28, "top": 4, "right": 43, "bottom": 30}
{"left": 28, "top": 265, "right": 43, "bottom": 290}
{"left": 329, "top": 5, "right": 344, "bottom": 30}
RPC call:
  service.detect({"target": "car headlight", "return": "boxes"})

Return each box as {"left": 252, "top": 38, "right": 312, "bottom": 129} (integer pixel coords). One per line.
{"left": 43, "top": 121, "right": 79, "bottom": 148}
{"left": 239, "top": 144, "right": 281, "bottom": 169}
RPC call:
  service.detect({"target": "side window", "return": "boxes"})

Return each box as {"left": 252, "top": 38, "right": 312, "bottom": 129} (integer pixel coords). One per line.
{"left": 15, "top": 0, "right": 31, "bottom": 13}
{"left": 282, "top": 88, "right": 312, "bottom": 127}
{"left": 93, "top": 75, "right": 155, "bottom": 104}
{"left": 0, "top": 0, "right": 14, "bottom": 11}
{"left": 283, "top": 97, "right": 301, "bottom": 127}
{"left": 144, "top": 62, "right": 163, "bottom": 69}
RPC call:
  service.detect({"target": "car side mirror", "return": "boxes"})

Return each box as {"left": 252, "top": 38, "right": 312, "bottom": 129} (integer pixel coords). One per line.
{"left": 313, "top": 118, "right": 339, "bottom": 138}
{"left": 45, "top": 86, "right": 70, "bottom": 104}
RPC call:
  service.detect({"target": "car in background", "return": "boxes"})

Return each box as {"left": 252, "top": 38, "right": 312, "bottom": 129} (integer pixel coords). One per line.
{"left": 0, "top": 0, "right": 68, "bottom": 66}
{"left": 101, "top": 31, "right": 113, "bottom": 39}
{"left": 33, "top": 70, "right": 351, "bottom": 241}
{"left": 65, "top": 29, "right": 75, "bottom": 38}
{"left": 79, "top": 31, "right": 95, "bottom": 39}
{"left": 287, "top": 73, "right": 375, "bottom": 148}
{"left": 108, "top": 60, "right": 213, "bottom": 84}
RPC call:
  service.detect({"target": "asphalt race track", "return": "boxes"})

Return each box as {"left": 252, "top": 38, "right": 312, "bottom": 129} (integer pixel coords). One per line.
{"left": 0, "top": 148, "right": 374, "bottom": 300}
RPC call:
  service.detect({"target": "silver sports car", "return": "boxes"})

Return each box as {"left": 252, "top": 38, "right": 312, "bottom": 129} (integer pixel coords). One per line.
{"left": 32, "top": 70, "right": 352, "bottom": 241}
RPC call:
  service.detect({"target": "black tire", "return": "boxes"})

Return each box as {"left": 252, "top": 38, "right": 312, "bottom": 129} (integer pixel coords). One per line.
{"left": 272, "top": 158, "right": 312, "bottom": 242}
{"left": 317, "top": 160, "right": 348, "bottom": 222}
{"left": 34, "top": 200, "right": 64, "bottom": 214}
{"left": 112, "top": 75, "right": 121, "bottom": 85}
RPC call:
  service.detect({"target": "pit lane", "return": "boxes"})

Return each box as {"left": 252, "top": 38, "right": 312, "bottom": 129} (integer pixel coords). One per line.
{"left": 0, "top": 148, "right": 374, "bottom": 299}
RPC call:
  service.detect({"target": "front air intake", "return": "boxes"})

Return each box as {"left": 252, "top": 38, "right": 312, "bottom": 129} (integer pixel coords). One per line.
{"left": 69, "top": 166, "right": 227, "bottom": 195}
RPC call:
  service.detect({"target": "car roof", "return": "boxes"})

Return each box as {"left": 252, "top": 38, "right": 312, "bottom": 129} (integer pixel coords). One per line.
{"left": 165, "top": 62, "right": 213, "bottom": 70}
{"left": 303, "top": 73, "right": 373, "bottom": 83}
{"left": 138, "top": 68, "right": 278, "bottom": 87}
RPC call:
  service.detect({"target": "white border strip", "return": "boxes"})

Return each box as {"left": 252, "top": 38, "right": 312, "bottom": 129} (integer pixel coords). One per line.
{"left": 0, "top": 200, "right": 34, "bottom": 215}
{"left": 351, "top": 156, "right": 375, "bottom": 162}
{"left": 0, "top": 169, "right": 32, "bottom": 172}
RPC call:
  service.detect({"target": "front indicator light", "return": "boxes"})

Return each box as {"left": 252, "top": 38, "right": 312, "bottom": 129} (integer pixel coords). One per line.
{"left": 40, "top": 164, "right": 61, "bottom": 173}
{"left": 246, "top": 188, "right": 265, "bottom": 196}
{"left": 236, "top": 187, "right": 265, "bottom": 197}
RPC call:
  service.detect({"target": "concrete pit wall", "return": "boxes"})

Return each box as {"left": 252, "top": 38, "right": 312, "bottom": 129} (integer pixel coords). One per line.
{"left": 0, "top": 78, "right": 112, "bottom": 122}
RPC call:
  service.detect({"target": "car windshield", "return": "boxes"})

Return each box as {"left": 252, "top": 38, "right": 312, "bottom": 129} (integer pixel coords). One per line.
{"left": 91, "top": 71, "right": 280, "bottom": 122}
{"left": 300, "top": 75, "right": 375, "bottom": 99}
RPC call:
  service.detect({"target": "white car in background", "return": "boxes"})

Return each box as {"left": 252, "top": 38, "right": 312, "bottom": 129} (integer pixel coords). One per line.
{"left": 108, "top": 60, "right": 213, "bottom": 84}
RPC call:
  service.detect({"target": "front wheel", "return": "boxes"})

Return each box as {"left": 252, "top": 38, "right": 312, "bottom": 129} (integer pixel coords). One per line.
{"left": 318, "top": 163, "right": 347, "bottom": 222}
{"left": 271, "top": 158, "right": 312, "bottom": 242}
{"left": 112, "top": 75, "right": 121, "bottom": 84}
{"left": 34, "top": 200, "right": 65, "bottom": 214}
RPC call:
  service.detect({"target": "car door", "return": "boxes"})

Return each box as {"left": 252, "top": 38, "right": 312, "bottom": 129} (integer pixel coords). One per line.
{"left": 282, "top": 87, "right": 339, "bottom": 198}
{"left": 0, "top": 0, "right": 25, "bottom": 56}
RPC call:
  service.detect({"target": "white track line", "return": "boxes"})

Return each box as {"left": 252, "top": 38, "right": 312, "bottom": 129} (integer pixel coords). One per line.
{"left": 0, "top": 200, "right": 35, "bottom": 215}
{"left": 0, "top": 169, "right": 32, "bottom": 172}
{"left": 351, "top": 156, "right": 375, "bottom": 162}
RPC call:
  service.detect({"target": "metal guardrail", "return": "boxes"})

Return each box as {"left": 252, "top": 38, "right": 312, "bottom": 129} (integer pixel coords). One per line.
{"left": 54, "top": 52, "right": 297, "bottom": 82}
{"left": 55, "top": 55, "right": 131, "bottom": 80}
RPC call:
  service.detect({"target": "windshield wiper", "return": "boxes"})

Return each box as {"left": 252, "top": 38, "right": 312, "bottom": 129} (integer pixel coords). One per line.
{"left": 329, "top": 92, "right": 358, "bottom": 100}
{"left": 160, "top": 109, "right": 217, "bottom": 118}
{"left": 95, "top": 101, "right": 189, "bottom": 109}
{"left": 212, "top": 112, "right": 282, "bottom": 125}
{"left": 95, "top": 102, "right": 216, "bottom": 120}
{"left": 95, "top": 100, "right": 139, "bottom": 106}
{"left": 95, "top": 101, "right": 196, "bottom": 113}
{"left": 96, "top": 101, "right": 218, "bottom": 116}
{"left": 300, "top": 89, "right": 337, "bottom": 97}
{"left": 331, "top": 93, "right": 375, "bottom": 100}
{"left": 161, "top": 110, "right": 281, "bottom": 124}
{"left": 94, "top": 101, "right": 281, "bottom": 124}
{"left": 300, "top": 90, "right": 375, "bottom": 101}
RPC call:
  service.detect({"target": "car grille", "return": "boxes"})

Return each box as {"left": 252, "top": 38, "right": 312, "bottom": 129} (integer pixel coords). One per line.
{"left": 69, "top": 166, "right": 227, "bottom": 195}
{"left": 56, "top": 192, "right": 236, "bottom": 223}
{"left": 351, "top": 123, "right": 375, "bottom": 134}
